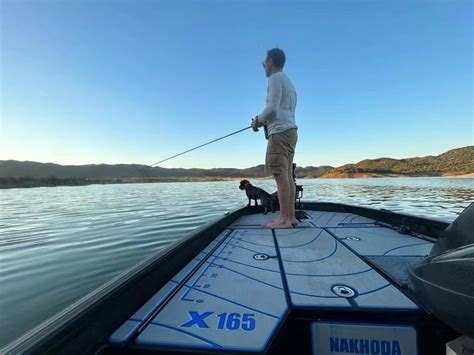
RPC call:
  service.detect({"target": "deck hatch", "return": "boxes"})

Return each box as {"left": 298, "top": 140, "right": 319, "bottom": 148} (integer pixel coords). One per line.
{"left": 275, "top": 228, "right": 418, "bottom": 311}
{"left": 328, "top": 226, "right": 433, "bottom": 256}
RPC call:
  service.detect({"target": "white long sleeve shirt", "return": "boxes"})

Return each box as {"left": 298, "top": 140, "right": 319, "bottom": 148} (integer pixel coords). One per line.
{"left": 258, "top": 71, "right": 297, "bottom": 136}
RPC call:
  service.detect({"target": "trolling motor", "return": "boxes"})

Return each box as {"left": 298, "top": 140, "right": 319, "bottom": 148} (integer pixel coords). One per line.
{"left": 292, "top": 163, "right": 305, "bottom": 219}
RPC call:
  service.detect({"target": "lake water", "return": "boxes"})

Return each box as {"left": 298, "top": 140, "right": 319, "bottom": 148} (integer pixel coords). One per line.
{"left": 1, "top": 177, "right": 473, "bottom": 347}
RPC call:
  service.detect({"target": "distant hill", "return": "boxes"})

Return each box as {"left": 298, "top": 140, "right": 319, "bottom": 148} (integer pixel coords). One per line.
{"left": 295, "top": 165, "right": 334, "bottom": 178}
{"left": 321, "top": 146, "right": 473, "bottom": 178}
{"left": 0, "top": 161, "right": 276, "bottom": 179}
{"left": 0, "top": 146, "right": 472, "bottom": 187}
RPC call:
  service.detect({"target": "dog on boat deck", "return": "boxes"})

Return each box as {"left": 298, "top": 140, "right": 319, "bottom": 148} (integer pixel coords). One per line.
{"left": 239, "top": 179, "right": 275, "bottom": 214}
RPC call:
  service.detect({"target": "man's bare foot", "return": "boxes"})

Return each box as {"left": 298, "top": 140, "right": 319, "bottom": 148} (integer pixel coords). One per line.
{"left": 263, "top": 217, "right": 284, "bottom": 228}
{"left": 264, "top": 214, "right": 287, "bottom": 225}
{"left": 263, "top": 219, "right": 294, "bottom": 229}
{"left": 263, "top": 217, "right": 297, "bottom": 228}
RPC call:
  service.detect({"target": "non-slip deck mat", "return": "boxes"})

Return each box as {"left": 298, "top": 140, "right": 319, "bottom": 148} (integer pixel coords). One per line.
{"left": 305, "top": 211, "right": 377, "bottom": 228}
{"left": 134, "top": 228, "right": 288, "bottom": 352}
{"left": 229, "top": 213, "right": 280, "bottom": 228}
{"left": 275, "top": 228, "right": 418, "bottom": 310}
{"left": 327, "top": 226, "right": 433, "bottom": 256}
{"left": 230, "top": 213, "right": 314, "bottom": 229}
{"left": 109, "top": 231, "right": 230, "bottom": 345}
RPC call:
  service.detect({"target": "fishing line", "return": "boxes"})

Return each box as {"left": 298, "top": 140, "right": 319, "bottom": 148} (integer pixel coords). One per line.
{"left": 149, "top": 125, "right": 252, "bottom": 167}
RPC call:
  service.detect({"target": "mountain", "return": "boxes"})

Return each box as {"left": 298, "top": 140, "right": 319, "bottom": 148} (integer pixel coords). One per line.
{"left": 0, "top": 146, "right": 472, "bottom": 185}
{"left": 0, "top": 161, "right": 290, "bottom": 179}
{"left": 320, "top": 146, "right": 473, "bottom": 178}
{"left": 295, "top": 166, "right": 334, "bottom": 178}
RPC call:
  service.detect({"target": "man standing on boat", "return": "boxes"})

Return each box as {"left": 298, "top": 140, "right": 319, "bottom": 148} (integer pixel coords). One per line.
{"left": 251, "top": 48, "right": 298, "bottom": 229}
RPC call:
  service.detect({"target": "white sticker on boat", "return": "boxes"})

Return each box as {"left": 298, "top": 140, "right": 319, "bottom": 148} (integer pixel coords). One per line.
{"left": 311, "top": 322, "right": 417, "bottom": 355}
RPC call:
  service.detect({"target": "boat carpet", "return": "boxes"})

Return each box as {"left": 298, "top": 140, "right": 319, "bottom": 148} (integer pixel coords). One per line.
{"left": 366, "top": 255, "right": 425, "bottom": 290}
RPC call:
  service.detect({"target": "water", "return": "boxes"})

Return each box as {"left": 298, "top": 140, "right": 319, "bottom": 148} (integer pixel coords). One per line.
{"left": 0, "top": 177, "right": 472, "bottom": 347}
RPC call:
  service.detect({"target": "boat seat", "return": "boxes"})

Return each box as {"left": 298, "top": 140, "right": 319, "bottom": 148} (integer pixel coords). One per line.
{"left": 410, "top": 244, "right": 474, "bottom": 337}
{"left": 430, "top": 202, "right": 474, "bottom": 255}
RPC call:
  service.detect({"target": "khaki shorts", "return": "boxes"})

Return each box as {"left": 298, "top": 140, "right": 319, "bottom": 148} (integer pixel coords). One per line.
{"left": 265, "top": 128, "right": 298, "bottom": 176}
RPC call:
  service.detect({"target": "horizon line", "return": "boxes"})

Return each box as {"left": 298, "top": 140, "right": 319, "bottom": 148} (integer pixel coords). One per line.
{"left": 1, "top": 145, "right": 471, "bottom": 169}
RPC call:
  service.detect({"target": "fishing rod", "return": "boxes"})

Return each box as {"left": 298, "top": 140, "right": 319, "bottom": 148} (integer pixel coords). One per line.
{"left": 150, "top": 125, "right": 253, "bottom": 167}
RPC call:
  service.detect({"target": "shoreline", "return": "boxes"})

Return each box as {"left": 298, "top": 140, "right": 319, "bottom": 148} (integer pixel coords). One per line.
{"left": 317, "top": 172, "right": 474, "bottom": 179}
{"left": 1, "top": 173, "right": 473, "bottom": 189}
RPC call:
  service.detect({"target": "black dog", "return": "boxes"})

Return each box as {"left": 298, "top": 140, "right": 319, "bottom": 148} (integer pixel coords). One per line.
{"left": 239, "top": 179, "right": 275, "bottom": 214}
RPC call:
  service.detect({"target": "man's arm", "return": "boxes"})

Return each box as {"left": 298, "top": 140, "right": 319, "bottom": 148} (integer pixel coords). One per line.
{"left": 256, "top": 74, "right": 283, "bottom": 124}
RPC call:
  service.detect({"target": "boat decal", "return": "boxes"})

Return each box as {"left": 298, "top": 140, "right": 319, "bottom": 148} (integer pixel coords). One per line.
{"left": 184, "top": 285, "right": 280, "bottom": 319}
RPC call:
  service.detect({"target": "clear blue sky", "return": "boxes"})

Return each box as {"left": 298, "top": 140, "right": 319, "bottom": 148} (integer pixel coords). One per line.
{"left": 1, "top": 0, "right": 472, "bottom": 169}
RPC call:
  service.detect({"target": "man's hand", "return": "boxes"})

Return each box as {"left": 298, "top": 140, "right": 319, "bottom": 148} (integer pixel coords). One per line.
{"left": 251, "top": 117, "right": 263, "bottom": 132}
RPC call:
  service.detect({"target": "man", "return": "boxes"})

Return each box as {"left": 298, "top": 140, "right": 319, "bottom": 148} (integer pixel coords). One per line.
{"left": 251, "top": 48, "right": 298, "bottom": 229}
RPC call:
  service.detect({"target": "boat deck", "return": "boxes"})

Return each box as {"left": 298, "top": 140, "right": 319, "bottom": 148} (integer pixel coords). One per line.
{"left": 110, "top": 210, "right": 434, "bottom": 353}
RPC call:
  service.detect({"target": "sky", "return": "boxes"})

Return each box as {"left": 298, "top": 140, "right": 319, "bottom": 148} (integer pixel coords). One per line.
{"left": 1, "top": 0, "right": 472, "bottom": 169}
